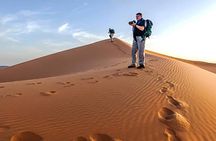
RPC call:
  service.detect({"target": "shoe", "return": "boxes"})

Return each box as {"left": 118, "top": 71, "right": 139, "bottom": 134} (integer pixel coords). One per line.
{"left": 128, "top": 64, "right": 136, "bottom": 68}
{"left": 137, "top": 64, "right": 145, "bottom": 69}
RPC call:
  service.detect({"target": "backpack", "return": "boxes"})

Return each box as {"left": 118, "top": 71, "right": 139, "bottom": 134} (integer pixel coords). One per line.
{"left": 109, "top": 29, "right": 115, "bottom": 34}
{"left": 143, "top": 19, "right": 153, "bottom": 38}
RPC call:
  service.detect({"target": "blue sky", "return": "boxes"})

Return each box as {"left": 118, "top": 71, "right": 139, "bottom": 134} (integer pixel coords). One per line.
{"left": 0, "top": 0, "right": 216, "bottom": 65}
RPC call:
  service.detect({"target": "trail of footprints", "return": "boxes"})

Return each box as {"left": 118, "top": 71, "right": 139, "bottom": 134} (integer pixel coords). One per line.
{"left": 55, "top": 70, "right": 140, "bottom": 88}
{"left": 0, "top": 77, "right": 98, "bottom": 98}
{"left": 81, "top": 70, "right": 140, "bottom": 82}
{"left": 0, "top": 92, "right": 23, "bottom": 98}
{"left": 157, "top": 77, "right": 190, "bottom": 141}
{"left": 1, "top": 67, "right": 190, "bottom": 141}
{"left": 0, "top": 69, "right": 143, "bottom": 98}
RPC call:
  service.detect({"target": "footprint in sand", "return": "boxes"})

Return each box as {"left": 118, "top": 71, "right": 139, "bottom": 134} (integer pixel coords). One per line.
{"left": 89, "top": 134, "right": 114, "bottom": 141}
{"left": 111, "top": 62, "right": 122, "bottom": 67}
{"left": 103, "top": 75, "right": 111, "bottom": 79}
{"left": 144, "top": 69, "right": 153, "bottom": 74}
{"left": 164, "top": 128, "right": 181, "bottom": 141}
{"left": 149, "top": 59, "right": 158, "bottom": 62}
{"left": 166, "top": 81, "right": 175, "bottom": 88}
{"left": 89, "top": 133, "right": 121, "bottom": 141}
{"left": 64, "top": 83, "right": 75, "bottom": 87}
{"left": 156, "top": 74, "right": 165, "bottom": 81}
{"left": 122, "top": 72, "right": 139, "bottom": 77}
{"left": 159, "top": 87, "right": 169, "bottom": 94}
{"left": 57, "top": 82, "right": 75, "bottom": 87}
{"left": 158, "top": 107, "right": 190, "bottom": 131}
{"left": 75, "top": 136, "right": 89, "bottom": 141}
{"left": 159, "top": 81, "right": 175, "bottom": 94}
{"left": 40, "top": 91, "right": 56, "bottom": 96}
{"left": 81, "top": 77, "right": 99, "bottom": 84}
{"left": 4, "top": 93, "right": 22, "bottom": 98}
{"left": 166, "top": 95, "right": 188, "bottom": 109}
{"left": 14, "top": 93, "right": 23, "bottom": 97}
{"left": 4, "top": 94, "right": 13, "bottom": 98}
{"left": 157, "top": 76, "right": 163, "bottom": 81}
{"left": 88, "top": 80, "right": 99, "bottom": 84}
{"left": 81, "top": 77, "right": 94, "bottom": 80}
{"left": 112, "top": 72, "right": 121, "bottom": 77}
{"left": 10, "top": 131, "right": 43, "bottom": 141}
{"left": 26, "top": 82, "right": 42, "bottom": 85}
{"left": 26, "top": 83, "right": 36, "bottom": 85}
{"left": 58, "top": 81, "right": 72, "bottom": 85}
{"left": 0, "top": 125, "right": 10, "bottom": 133}
{"left": 75, "top": 134, "right": 122, "bottom": 141}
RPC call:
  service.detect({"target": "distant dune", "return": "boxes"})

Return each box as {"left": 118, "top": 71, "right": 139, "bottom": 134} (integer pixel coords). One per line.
{"left": 177, "top": 59, "right": 216, "bottom": 74}
{"left": 0, "top": 66, "right": 8, "bottom": 70}
{"left": 0, "top": 38, "right": 216, "bottom": 141}
{"left": 146, "top": 50, "right": 216, "bottom": 74}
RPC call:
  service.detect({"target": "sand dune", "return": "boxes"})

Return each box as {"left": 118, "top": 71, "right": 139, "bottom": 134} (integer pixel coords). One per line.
{"left": 146, "top": 50, "right": 216, "bottom": 74}
{"left": 0, "top": 39, "right": 130, "bottom": 83}
{"left": 0, "top": 38, "right": 216, "bottom": 141}
{"left": 179, "top": 60, "right": 216, "bottom": 74}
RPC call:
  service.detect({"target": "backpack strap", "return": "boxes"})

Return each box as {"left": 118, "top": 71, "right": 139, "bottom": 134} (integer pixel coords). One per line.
{"left": 144, "top": 20, "right": 147, "bottom": 28}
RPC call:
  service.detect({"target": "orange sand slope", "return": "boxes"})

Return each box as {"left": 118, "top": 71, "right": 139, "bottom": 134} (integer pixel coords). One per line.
{"left": 179, "top": 60, "right": 216, "bottom": 74}
{"left": 146, "top": 50, "right": 216, "bottom": 74}
{"left": 0, "top": 38, "right": 216, "bottom": 141}
{"left": 0, "top": 39, "right": 130, "bottom": 83}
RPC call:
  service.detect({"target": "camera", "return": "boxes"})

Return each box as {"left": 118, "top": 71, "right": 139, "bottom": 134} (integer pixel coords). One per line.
{"left": 128, "top": 20, "right": 136, "bottom": 25}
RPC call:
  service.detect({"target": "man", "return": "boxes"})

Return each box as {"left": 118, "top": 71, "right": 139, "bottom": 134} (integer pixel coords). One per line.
{"left": 108, "top": 28, "right": 115, "bottom": 42}
{"left": 128, "top": 12, "right": 146, "bottom": 69}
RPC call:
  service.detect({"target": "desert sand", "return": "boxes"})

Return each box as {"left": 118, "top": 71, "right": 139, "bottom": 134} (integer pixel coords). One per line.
{"left": 146, "top": 50, "right": 216, "bottom": 74}
{"left": 0, "top": 38, "right": 216, "bottom": 141}
{"left": 178, "top": 60, "right": 216, "bottom": 74}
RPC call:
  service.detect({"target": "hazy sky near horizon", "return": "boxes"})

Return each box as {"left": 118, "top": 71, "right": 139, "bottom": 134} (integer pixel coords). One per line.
{"left": 0, "top": 0, "right": 216, "bottom": 65}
